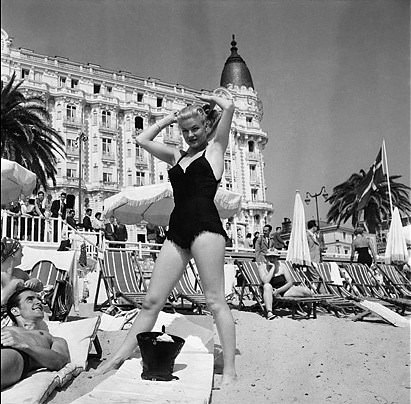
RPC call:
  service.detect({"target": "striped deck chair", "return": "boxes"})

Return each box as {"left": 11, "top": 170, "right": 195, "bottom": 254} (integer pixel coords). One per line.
{"left": 376, "top": 264, "right": 411, "bottom": 298}
{"left": 171, "top": 261, "right": 207, "bottom": 314}
{"left": 342, "top": 263, "right": 410, "bottom": 316}
{"left": 94, "top": 249, "right": 147, "bottom": 311}
{"left": 310, "top": 262, "right": 361, "bottom": 315}
{"left": 30, "top": 260, "right": 67, "bottom": 288}
{"left": 238, "top": 260, "right": 322, "bottom": 319}
{"left": 30, "top": 260, "right": 72, "bottom": 321}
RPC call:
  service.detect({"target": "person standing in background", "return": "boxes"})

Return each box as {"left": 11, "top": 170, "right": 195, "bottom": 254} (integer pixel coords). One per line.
{"left": 83, "top": 208, "right": 93, "bottom": 231}
{"left": 255, "top": 225, "right": 273, "bottom": 263}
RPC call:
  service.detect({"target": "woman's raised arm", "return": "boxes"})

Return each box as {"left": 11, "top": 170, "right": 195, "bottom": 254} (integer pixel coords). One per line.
{"left": 135, "top": 112, "right": 180, "bottom": 166}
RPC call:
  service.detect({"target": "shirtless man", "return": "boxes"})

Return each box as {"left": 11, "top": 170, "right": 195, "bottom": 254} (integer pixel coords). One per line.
{"left": 1, "top": 288, "right": 70, "bottom": 389}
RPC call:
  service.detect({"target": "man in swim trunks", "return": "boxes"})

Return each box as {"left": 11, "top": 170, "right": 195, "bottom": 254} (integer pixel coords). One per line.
{"left": 1, "top": 287, "right": 70, "bottom": 390}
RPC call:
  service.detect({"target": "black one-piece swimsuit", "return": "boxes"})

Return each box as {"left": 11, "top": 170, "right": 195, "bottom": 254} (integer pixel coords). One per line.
{"left": 166, "top": 151, "right": 227, "bottom": 249}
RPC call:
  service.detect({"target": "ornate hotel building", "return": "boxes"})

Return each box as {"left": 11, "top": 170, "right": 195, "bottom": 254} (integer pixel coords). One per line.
{"left": 1, "top": 29, "right": 273, "bottom": 236}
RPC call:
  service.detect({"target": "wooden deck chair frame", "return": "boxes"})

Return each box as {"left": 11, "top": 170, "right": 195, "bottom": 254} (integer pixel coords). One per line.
{"left": 94, "top": 249, "right": 147, "bottom": 311}
{"left": 171, "top": 260, "right": 207, "bottom": 314}
{"left": 237, "top": 260, "right": 322, "bottom": 319}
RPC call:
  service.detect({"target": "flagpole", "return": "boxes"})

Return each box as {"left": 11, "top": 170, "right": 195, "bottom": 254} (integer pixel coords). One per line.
{"left": 382, "top": 139, "right": 393, "bottom": 216}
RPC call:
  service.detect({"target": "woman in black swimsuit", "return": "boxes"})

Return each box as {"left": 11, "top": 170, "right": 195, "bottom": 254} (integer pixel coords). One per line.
{"left": 350, "top": 226, "right": 377, "bottom": 267}
{"left": 97, "top": 92, "right": 237, "bottom": 385}
{"left": 258, "top": 249, "right": 312, "bottom": 320}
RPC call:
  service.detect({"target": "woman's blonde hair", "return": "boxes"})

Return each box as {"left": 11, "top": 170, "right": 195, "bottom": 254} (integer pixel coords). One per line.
{"left": 177, "top": 104, "right": 221, "bottom": 139}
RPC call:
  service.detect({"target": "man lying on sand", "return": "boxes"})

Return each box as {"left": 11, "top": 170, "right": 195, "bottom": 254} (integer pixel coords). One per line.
{"left": 1, "top": 287, "right": 70, "bottom": 390}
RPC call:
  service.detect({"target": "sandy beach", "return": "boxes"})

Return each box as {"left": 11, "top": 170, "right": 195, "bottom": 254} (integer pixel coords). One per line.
{"left": 46, "top": 304, "right": 410, "bottom": 404}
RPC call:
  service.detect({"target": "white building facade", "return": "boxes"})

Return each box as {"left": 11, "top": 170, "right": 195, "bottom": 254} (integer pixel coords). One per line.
{"left": 1, "top": 29, "right": 273, "bottom": 236}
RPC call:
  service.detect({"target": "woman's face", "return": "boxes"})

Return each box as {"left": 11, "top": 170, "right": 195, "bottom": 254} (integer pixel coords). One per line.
{"left": 179, "top": 116, "right": 208, "bottom": 151}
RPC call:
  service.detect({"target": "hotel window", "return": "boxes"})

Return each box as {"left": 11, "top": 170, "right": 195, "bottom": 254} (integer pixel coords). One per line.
{"left": 66, "top": 104, "right": 76, "bottom": 122}
{"left": 251, "top": 188, "right": 258, "bottom": 201}
{"left": 101, "top": 110, "right": 111, "bottom": 128}
{"left": 137, "top": 92, "right": 143, "bottom": 102}
{"left": 136, "top": 171, "right": 145, "bottom": 186}
{"left": 127, "top": 173, "right": 133, "bottom": 186}
{"left": 136, "top": 145, "right": 144, "bottom": 159}
{"left": 246, "top": 116, "right": 252, "bottom": 127}
{"left": 66, "top": 138, "right": 77, "bottom": 149}
{"left": 102, "top": 138, "right": 112, "bottom": 154}
{"left": 224, "top": 160, "right": 232, "bottom": 173}
{"left": 34, "top": 71, "right": 43, "bottom": 82}
{"left": 66, "top": 168, "right": 77, "bottom": 178}
{"left": 135, "top": 116, "right": 143, "bottom": 130}
{"left": 57, "top": 110, "right": 62, "bottom": 120}
{"left": 248, "top": 141, "right": 255, "bottom": 152}
{"left": 249, "top": 165, "right": 257, "bottom": 183}
{"left": 226, "top": 183, "right": 233, "bottom": 191}
{"left": 103, "top": 172, "right": 112, "bottom": 183}
{"left": 159, "top": 174, "right": 164, "bottom": 181}
{"left": 157, "top": 97, "right": 163, "bottom": 107}
{"left": 21, "top": 68, "right": 30, "bottom": 79}
{"left": 59, "top": 76, "right": 67, "bottom": 87}
{"left": 127, "top": 148, "right": 132, "bottom": 158}
{"left": 106, "top": 86, "right": 112, "bottom": 94}
{"left": 93, "top": 83, "right": 101, "bottom": 94}
{"left": 126, "top": 117, "right": 131, "bottom": 131}
{"left": 71, "top": 78, "right": 79, "bottom": 89}
{"left": 93, "top": 111, "right": 97, "bottom": 125}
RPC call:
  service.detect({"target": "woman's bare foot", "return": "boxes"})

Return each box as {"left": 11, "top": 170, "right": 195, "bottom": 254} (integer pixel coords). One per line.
{"left": 221, "top": 372, "right": 238, "bottom": 386}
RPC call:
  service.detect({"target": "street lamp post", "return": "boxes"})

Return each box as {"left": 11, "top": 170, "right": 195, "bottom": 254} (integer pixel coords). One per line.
{"left": 304, "top": 186, "right": 328, "bottom": 261}
{"left": 76, "top": 132, "right": 88, "bottom": 222}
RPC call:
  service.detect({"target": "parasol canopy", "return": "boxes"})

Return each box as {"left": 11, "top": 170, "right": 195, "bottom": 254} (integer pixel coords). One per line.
{"left": 103, "top": 182, "right": 242, "bottom": 226}
{"left": 1, "top": 158, "right": 37, "bottom": 205}
{"left": 384, "top": 207, "right": 408, "bottom": 265}
{"left": 286, "top": 190, "right": 311, "bottom": 266}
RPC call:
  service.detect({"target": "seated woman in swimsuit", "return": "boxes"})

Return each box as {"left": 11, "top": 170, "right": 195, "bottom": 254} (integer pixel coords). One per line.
{"left": 258, "top": 249, "right": 312, "bottom": 320}
{"left": 96, "top": 92, "right": 237, "bottom": 385}
{"left": 1, "top": 287, "right": 70, "bottom": 389}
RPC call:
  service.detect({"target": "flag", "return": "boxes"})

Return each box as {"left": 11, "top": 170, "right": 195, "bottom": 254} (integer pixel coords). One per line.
{"left": 357, "top": 147, "right": 385, "bottom": 210}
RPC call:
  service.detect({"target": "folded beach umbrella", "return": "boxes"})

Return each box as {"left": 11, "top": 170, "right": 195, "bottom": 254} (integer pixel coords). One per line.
{"left": 286, "top": 190, "right": 311, "bottom": 266}
{"left": 384, "top": 207, "right": 408, "bottom": 265}
{"left": 103, "top": 183, "right": 242, "bottom": 226}
{"left": 1, "top": 158, "right": 37, "bottom": 205}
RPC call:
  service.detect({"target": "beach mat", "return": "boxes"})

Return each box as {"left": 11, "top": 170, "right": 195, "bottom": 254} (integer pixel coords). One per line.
{"left": 353, "top": 300, "right": 410, "bottom": 327}
{"left": 70, "top": 312, "right": 214, "bottom": 404}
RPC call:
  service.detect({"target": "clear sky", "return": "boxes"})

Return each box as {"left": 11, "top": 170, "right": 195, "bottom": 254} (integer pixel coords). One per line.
{"left": 2, "top": 0, "right": 410, "bottom": 227}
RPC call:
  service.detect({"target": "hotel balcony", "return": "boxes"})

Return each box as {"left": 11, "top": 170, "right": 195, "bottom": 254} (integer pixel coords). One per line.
{"left": 162, "top": 132, "right": 181, "bottom": 145}
{"left": 100, "top": 181, "right": 119, "bottom": 191}
{"left": 50, "top": 86, "right": 84, "bottom": 99}
{"left": 243, "top": 200, "right": 274, "bottom": 212}
{"left": 63, "top": 117, "right": 82, "bottom": 129}
{"left": 85, "top": 93, "right": 118, "bottom": 106}
{"left": 66, "top": 147, "right": 79, "bottom": 156}
{"left": 135, "top": 155, "right": 148, "bottom": 167}
{"left": 247, "top": 152, "right": 259, "bottom": 161}
{"left": 119, "top": 100, "right": 150, "bottom": 113}
{"left": 101, "top": 152, "right": 116, "bottom": 162}
{"left": 99, "top": 123, "right": 118, "bottom": 134}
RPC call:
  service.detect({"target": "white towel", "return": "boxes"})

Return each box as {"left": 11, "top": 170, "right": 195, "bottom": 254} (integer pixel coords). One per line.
{"left": 329, "top": 262, "right": 344, "bottom": 285}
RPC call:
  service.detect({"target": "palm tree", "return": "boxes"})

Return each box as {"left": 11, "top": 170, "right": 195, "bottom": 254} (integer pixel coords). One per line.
{"left": 1, "top": 73, "right": 64, "bottom": 190}
{"left": 326, "top": 172, "right": 411, "bottom": 234}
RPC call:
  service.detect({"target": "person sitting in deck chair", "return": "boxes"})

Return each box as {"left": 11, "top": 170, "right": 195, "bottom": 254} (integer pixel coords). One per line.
{"left": 258, "top": 249, "right": 312, "bottom": 320}
{"left": 1, "top": 287, "right": 70, "bottom": 390}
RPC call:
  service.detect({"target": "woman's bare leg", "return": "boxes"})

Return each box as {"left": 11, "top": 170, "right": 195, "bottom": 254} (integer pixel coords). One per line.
{"left": 263, "top": 283, "right": 274, "bottom": 316}
{"left": 95, "top": 241, "right": 189, "bottom": 375}
{"left": 191, "top": 233, "right": 237, "bottom": 385}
